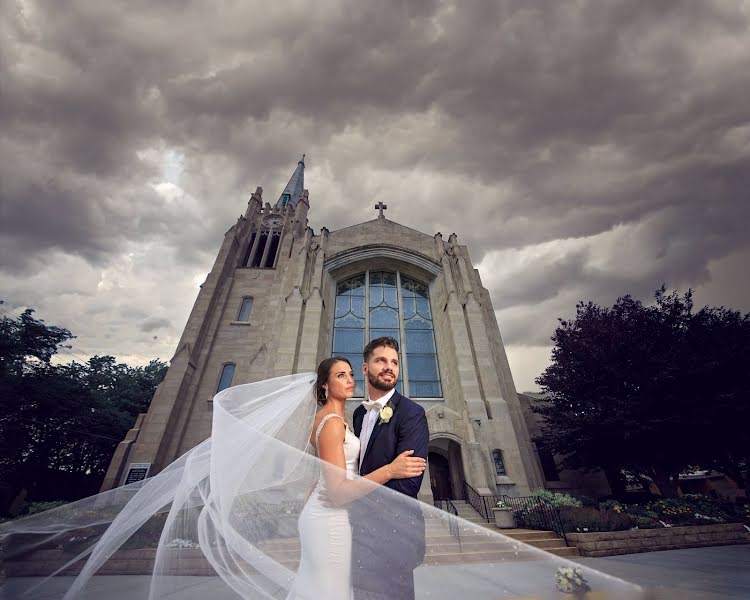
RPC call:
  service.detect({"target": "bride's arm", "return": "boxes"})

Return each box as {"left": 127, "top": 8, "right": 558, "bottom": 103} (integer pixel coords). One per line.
{"left": 317, "top": 418, "right": 424, "bottom": 506}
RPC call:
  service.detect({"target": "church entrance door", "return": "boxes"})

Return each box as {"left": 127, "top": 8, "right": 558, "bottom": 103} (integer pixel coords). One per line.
{"left": 428, "top": 452, "right": 452, "bottom": 500}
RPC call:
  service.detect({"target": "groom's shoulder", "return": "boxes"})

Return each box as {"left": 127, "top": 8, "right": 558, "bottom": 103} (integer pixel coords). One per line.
{"left": 395, "top": 392, "right": 425, "bottom": 416}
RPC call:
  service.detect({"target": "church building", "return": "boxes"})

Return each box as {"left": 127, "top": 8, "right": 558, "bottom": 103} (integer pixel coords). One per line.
{"left": 101, "top": 158, "right": 548, "bottom": 501}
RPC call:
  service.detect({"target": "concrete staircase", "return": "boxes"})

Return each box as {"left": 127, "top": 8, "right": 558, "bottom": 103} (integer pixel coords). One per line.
{"left": 441, "top": 500, "right": 579, "bottom": 559}
{"left": 254, "top": 500, "right": 578, "bottom": 569}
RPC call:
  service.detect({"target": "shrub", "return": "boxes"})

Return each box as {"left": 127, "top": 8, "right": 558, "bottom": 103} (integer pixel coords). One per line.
{"left": 24, "top": 501, "right": 68, "bottom": 515}
{"left": 529, "top": 489, "right": 582, "bottom": 508}
{"left": 640, "top": 494, "right": 736, "bottom": 526}
{"left": 558, "top": 506, "right": 648, "bottom": 533}
{"left": 576, "top": 495, "right": 598, "bottom": 508}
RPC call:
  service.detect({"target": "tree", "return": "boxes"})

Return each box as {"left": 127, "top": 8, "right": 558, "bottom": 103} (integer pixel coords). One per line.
{"left": 685, "top": 305, "right": 750, "bottom": 496}
{"left": 535, "top": 287, "right": 750, "bottom": 499}
{"left": 0, "top": 301, "right": 167, "bottom": 508}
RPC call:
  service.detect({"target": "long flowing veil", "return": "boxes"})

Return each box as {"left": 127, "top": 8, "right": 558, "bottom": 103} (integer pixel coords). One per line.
{"left": 1, "top": 373, "right": 645, "bottom": 599}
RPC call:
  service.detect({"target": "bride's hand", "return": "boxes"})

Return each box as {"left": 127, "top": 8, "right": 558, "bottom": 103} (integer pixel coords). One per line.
{"left": 387, "top": 450, "right": 426, "bottom": 479}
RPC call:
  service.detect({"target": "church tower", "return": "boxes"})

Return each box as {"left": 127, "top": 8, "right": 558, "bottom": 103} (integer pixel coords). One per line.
{"left": 102, "top": 159, "right": 545, "bottom": 501}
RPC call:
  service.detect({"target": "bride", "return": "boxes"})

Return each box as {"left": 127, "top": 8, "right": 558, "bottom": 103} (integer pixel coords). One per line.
{"left": 289, "top": 356, "right": 425, "bottom": 600}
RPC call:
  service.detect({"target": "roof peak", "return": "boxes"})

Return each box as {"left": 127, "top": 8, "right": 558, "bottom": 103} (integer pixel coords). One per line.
{"left": 275, "top": 155, "right": 305, "bottom": 209}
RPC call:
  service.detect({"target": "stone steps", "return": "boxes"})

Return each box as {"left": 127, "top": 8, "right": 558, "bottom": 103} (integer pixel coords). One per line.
{"left": 434, "top": 500, "right": 579, "bottom": 557}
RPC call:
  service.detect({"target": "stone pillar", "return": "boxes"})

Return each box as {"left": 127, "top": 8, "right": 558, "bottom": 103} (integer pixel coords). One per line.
{"left": 274, "top": 287, "right": 303, "bottom": 376}
{"left": 100, "top": 414, "right": 145, "bottom": 491}
{"left": 418, "top": 463, "right": 434, "bottom": 503}
{"left": 297, "top": 234, "right": 326, "bottom": 373}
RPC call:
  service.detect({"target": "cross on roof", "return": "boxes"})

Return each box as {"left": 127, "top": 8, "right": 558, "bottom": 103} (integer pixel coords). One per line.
{"left": 375, "top": 201, "right": 388, "bottom": 219}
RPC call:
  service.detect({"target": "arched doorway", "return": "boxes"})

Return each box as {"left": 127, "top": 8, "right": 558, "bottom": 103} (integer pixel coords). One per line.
{"left": 428, "top": 436, "right": 466, "bottom": 500}
{"left": 428, "top": 453, "right": 451, "bottom": 500}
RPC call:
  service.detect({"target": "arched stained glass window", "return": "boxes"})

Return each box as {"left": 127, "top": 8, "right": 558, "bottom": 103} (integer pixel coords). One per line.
{"left": 332, "top": 275, "right": 366, "bottom": 396}
{"left": 332, "top": 271, "right": 442, "bottom": 398}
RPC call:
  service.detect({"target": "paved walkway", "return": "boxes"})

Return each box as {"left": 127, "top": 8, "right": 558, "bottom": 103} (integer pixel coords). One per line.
{"left": 576, "top": 545, "right": 750, "bottom": 599}
{"left": 4, "top": 545, "right": 749, "bottom": 599}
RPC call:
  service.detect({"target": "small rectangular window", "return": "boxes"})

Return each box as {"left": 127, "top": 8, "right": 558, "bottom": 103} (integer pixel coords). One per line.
{"left": 238, "top": 298, "right": 253, "bottom": 321}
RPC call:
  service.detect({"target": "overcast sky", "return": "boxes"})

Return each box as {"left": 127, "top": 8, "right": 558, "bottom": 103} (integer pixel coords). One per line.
{"left": 2, "top": 0, "right": 749, "bottom": 391}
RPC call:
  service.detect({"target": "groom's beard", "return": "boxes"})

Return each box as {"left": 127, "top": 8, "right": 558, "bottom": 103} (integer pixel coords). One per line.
{"left": 367, "top": 370, "right": 397, "bottom": 392}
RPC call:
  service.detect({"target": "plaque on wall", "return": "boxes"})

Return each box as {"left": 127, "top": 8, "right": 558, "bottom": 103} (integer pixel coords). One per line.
{"left": 123, "top": 462, "right": 151, "bottom": 486}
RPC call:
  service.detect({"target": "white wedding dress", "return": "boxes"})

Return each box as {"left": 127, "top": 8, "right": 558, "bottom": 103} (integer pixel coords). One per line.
{"left": 287, "top": 413, "right": 360, "bottom": 600}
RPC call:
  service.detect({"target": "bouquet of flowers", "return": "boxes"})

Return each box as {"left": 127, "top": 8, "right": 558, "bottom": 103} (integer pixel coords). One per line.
{"left": 555, "top": 565, "right": 591, "bottom": 596}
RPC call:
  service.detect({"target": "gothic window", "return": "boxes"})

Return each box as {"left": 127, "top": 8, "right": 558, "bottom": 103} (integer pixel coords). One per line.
{"left": 264, "top": 230, "right": 281, "bottom": 267}
{"left": 245, "top": 229, "right": 281, "bottom": 268}
{"left": 237, "top": 297, "right": 254, "bottom": 321}
{"left": 280, "top": 193, "right": 291, "bottom": 208}
{"left": 492, "top": 449, "right": 507, "bottom": 476}
{"left": 332, "top": 271, "right": 442, "bottom": 398}
{"left": 217, "top": 363, "right": 236, "bottom": 393}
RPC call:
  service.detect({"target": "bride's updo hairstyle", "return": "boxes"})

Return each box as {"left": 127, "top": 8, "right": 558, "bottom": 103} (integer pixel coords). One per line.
{"left": 315, "top": 356, "right": 352, "bottom": 406}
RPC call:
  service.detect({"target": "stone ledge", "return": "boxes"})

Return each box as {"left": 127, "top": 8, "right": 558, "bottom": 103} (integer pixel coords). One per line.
{"left": 567, "top": 523, "right": 750, "bottom": 557}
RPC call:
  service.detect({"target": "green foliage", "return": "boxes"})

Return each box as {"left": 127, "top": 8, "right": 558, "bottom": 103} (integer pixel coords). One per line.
{"left": 535, "top": 287, "right": 750, "bottom": 498}
{"left": 0, "top": 301, "right": 168, "bottom": 509}
{"left": 24, "top": 500, "right": 69, "bottom": 515}
{"left": 559, "top": 506, "right": 653, "bottom": 532}
{"left": 583, "top": 494, "right": 750, "bottom": 531}
{"left": 629, "top": 494, "right": 747, "bottom": 526}
{"left": 121, "top": 513, "right": 169, "bottom": 549}
{"left": 529, "top": 488, "right": 582, "bottom": 507}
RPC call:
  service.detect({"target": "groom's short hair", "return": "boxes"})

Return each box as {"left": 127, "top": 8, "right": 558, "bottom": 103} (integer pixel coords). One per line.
{"left": 363, "top": 336, "right": 400, "bottom": 362}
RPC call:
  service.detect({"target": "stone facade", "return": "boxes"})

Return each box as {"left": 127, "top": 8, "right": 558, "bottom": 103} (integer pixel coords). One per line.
{"left": 102, "top": 163, "right": 546, "bottom": 500}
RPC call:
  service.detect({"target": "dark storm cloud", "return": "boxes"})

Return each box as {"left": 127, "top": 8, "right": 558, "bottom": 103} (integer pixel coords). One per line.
{"left": 139, "top": 317, "right": 171, "bottom": 333}
{"left": 1, "top": 0, "right": 749, "bottom": 371}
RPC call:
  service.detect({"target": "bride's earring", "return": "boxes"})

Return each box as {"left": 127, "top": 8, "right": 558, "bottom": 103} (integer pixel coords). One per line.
{"left": 323, "top": 387, "right": 328, "bottom": 400}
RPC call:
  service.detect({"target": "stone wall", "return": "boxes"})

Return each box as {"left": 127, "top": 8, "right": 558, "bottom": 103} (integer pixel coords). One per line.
{"left": 5, "top": 548, "right": 212, "bottom": 577}
{"left": 567, "top": 523, "right": 750, "bottom": 557}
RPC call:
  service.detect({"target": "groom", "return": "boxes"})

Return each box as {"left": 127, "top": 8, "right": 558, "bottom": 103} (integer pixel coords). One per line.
{"left": 351, "top": 336, "right": 429, "bottom": 600}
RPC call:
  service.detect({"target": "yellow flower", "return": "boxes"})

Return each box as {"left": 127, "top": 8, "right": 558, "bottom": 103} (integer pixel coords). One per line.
{"left": 379, "top": 405, "right": 394, "bottom": 424}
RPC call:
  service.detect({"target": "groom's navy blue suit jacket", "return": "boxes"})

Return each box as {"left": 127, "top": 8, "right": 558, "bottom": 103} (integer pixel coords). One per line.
{"left": 351, "top": 390, "right": 429, "bottom": 599}
{"left": 353, "top": 390, "right": 429, "bottom": 495}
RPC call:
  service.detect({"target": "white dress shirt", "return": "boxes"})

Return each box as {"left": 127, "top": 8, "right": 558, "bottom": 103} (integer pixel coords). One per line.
{"left": 359, "top": 387, "right": 396, "bottom": 470}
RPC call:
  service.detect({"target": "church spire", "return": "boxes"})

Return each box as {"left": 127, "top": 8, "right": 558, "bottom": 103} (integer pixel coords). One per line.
{"left": 275, "top": 155, "right": 305, "bottom": 209}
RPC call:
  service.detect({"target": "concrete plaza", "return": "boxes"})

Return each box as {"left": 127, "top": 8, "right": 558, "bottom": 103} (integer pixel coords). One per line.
{"left": 3, "top": 545, "right": 748, "bottom": 599}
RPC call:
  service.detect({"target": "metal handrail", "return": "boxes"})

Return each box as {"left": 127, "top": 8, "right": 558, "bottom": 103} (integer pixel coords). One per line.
{"left": 434, "top": 499, "right": 461, "bottom": 548}
{"left": 499, "top": 494, "right": 568, "bottom": 546}
{"left": 460, "top": 480, "right": 569, "bottom": 546}
{"left": 462, "top": 480, "right": 496, "bottom": 522}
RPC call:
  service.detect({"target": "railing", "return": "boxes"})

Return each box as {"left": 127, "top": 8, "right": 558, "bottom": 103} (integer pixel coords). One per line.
{"left": 461, "top": 481, "right": 569, "bottom": 546}
{"left": 434, "top": 498, "right": 461, "bottom": 547}
{"left": 462, "top": 480, "right": 496, "bottom": 522}
{"left": 498, "top": 495, "right": 568, "bottom": 546}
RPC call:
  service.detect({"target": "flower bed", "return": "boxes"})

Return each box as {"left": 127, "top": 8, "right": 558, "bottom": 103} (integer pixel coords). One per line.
{"left": 527, "top": 492, "right": 750, "bottom": 534}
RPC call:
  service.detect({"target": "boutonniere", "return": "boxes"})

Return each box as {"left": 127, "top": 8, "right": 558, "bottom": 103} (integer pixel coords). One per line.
{"left": 378, "top": 401, "right": 394, "bottom": 425}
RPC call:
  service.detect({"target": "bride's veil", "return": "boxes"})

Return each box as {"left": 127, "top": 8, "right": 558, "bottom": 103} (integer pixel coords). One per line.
{"left": 1, "top": 373, "right": 645, "bottom": 599}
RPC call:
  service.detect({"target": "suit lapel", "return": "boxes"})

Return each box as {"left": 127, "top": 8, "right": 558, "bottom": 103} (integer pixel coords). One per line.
{"left": 353, "top": 405, "right": 365, "bottom": 438}
{"left": 363, "top": 391, "right": 401, "bottom": 463}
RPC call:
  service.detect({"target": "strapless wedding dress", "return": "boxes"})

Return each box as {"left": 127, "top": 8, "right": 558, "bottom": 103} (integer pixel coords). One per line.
{"left": 287, "top": 413, "right": 360, "bottom": 600}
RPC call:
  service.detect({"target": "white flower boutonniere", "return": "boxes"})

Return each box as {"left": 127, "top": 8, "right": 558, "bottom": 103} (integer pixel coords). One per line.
{"left": 378, "top": 403, "right": 394, "bottom": 425}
